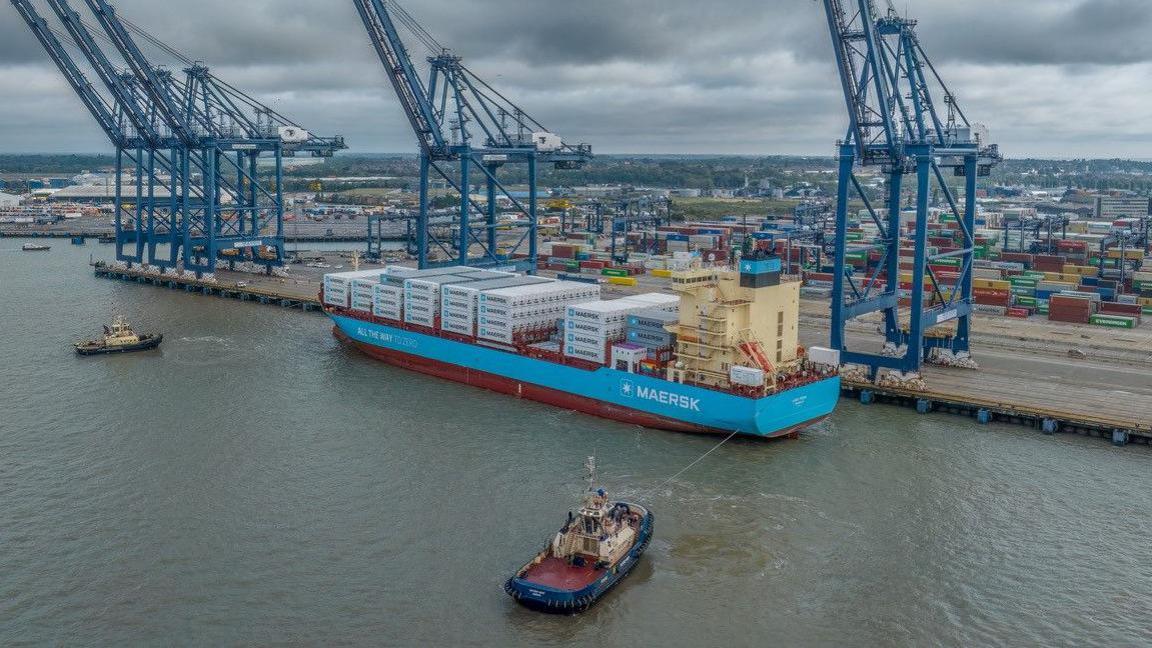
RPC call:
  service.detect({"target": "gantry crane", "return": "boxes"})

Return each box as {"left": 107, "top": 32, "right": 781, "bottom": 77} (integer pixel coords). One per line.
{"left": 1098, "top": 218, "right": 1150, "bottom": 284}
{"left": 821, "top": 0, "right": 1001, "bottom": 377}
{"left": 13, "top": 0, "right": 177, "bottom": 267}
{"left": 12, "top": 0, "right": 346, "bottom": 276}
{"left": 1001, "top": 212, "right": 1070, "bottom": 254}
{"left": 608, "top": 197, "right": 671, "bottom": 262}
{"left": 353, "top": 0, "right": 591, "bottom": 271}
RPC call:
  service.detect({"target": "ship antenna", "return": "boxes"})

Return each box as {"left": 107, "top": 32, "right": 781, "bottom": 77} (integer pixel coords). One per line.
{"left": 585, "top": 456, "right": 597, "bottom": 492}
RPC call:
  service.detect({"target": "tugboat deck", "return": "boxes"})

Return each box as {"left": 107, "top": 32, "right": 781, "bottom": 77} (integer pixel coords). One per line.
{"left": 521, "top": 557, "right": 601, "bottom": 590}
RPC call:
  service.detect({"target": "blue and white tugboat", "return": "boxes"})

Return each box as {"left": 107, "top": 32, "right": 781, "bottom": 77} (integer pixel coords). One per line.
{"left": 504, "top": 457, "right": 652, "bottom": 613}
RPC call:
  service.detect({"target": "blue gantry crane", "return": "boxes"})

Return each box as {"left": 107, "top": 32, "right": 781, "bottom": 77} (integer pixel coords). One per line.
{"left": 821, "top": 0, "right": 1001, "bottom": 377}
{"left": 13, "top": 0, "right": 346, "bottom": 276}
{"left": 353, "top": 0, "right": 591, "bottom": 271}
{"left": 13, "top": 0, "right": 178, "bottom": 267}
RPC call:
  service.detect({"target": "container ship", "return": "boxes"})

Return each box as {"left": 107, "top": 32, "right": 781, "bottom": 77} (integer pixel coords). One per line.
{"left": 320, "top": 254, "right": 840, "bottom": 437}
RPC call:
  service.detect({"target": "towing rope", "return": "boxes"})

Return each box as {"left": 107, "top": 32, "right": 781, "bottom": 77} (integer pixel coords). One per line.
{"left": 646, "top": 429, "right": 739, "bottom": 497}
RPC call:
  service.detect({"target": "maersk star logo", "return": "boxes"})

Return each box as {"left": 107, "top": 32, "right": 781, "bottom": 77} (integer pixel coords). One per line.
{"left": 620, "top": 380, "right": 635, "bottom": 398}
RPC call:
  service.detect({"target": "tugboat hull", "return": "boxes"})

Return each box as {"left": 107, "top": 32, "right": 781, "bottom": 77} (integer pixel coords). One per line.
{"left": 505, "top": 507, "right": 653, "bottom": 613}
{"left": 75, "top": 334, "right": 163, "bottom": 356}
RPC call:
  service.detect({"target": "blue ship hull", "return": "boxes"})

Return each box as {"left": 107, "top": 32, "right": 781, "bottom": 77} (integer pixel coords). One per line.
{"left": 329, "top": 314, "right": 840, "bottom": 437}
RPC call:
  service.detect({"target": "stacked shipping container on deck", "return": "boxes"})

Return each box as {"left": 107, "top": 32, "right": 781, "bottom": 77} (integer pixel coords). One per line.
{"left": 477, "top": 282, "right": 602, "bottom": 345}
{"left": 403, "top": 270, "right": 512, "bottom": 328}
{"left": 626, "top": 309, "right": 680, "bottom": 366}
{"left": 440, "top": 276, "right": 553, "bottom": 337}
{"left": 323, "top": 268, "right": 697, "bottom": 368}
{"left": 322, "top": 269, "right": 389, "bottom": 309}
{"left": 563, "top": 294, "right": 679, "bottom": 365}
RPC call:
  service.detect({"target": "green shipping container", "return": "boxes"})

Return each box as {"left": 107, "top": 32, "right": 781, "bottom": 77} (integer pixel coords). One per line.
{"left": 1015, "top": 296, "right": 1037, "bottom": 306}
{"left": 1090, "top": 315, "right": 1136, "bottom": 329}
{"left": 601, "top": 268, "right": 628, "bottom": 277}
{"left": 1009, "top": 278, "right": 1038, "bottom": 287}
{"left": 1143, "top": 307, "right": 1152, "bottom": 316}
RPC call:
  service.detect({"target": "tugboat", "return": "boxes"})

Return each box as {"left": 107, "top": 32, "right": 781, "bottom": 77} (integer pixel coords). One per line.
{"left": 21, "top": 242, "right": 51, "bottom": 251}
{"left": 74, "top": 316, "right": 163, "bottom": 355}
{"left": 504, "top": 458, "right": 653, "bottom": 613}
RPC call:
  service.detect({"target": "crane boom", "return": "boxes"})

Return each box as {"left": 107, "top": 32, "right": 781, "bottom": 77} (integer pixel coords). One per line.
{"left": 44, "top": 0, "right": 168, "bottom": 146}
{"left": 9, "top": 0, "right": 125, "bottom": 145}
{"left": 82, "top": 0, "right": 197, "bottom": 145}
{"left": 822, "top": 0, "right": 897, "bottom": 165}
{"left": 353, "top": 0, "right": 446, "bottom": 155}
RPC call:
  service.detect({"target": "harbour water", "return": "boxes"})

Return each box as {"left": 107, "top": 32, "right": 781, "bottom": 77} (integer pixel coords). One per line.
{"left": 3, "top": 239, "right": 1151, "bottom": 646}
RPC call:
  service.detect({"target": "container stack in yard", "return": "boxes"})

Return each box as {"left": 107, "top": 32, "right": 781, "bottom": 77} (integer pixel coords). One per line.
{"left": 561, "top": 210, "right": 1149, "bottom": 330}
{"left": 738, "top": 207, "right": 1152, "bottom": 329}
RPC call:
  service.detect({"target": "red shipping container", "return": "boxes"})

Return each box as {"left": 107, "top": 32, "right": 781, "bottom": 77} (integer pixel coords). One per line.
{"left": 551, "top": 244, "right": 576, "bottom": 259}
{"left": 1050, "top": 295, "right": 1093, "bottom": 310}
{"left": 1099, "top": 302, "right": 1141, "bottom": 315}
{"left": 1000, "top": 252, "right": 1034, "bottom": 264}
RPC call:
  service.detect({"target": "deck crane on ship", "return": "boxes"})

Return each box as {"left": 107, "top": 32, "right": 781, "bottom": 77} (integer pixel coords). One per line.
{"left": 352, "top": 0, "right": 592, "bottom": 272}
{"left": 820, "top": 0, "right": 1001, "bottom": 380}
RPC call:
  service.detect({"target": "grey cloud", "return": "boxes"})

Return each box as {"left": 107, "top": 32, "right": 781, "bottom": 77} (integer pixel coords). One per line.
{"left": 2, "top": 0, "right": 1152, "bottom": 157}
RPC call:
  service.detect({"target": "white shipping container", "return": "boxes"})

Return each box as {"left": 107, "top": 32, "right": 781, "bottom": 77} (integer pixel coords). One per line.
{"left": 565, "top": 332, "right": 614, "bottom": 348}
{"left": 564, "top": 343, "right": 608, "bottom": 364}
{"left": 624, "top": 292, "right": 680, "bottom": 312}
{"left": 324, "top": 289, "right": 350, "bottom": 307}
{"left": 477, "top": 326, "right": 515, "bottom": 344}
{"left": 350, "top": 295, "right": 373, "bottom": 313}
{"left": 405, "top": 302, "right": 436, "bottom": 316}
{"left": 729, "top": 365, "right": 765, "bottom": 387}
{"left": 441, "top": 320, "right": 474, "bottom": 336}
{"left": 806, "top": 346, "right": 841, "bottom": 368}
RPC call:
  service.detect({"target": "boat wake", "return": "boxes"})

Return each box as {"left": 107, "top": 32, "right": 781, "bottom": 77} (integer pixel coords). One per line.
{"left": 178, "top": 336, "right": 231, "bottom": 344}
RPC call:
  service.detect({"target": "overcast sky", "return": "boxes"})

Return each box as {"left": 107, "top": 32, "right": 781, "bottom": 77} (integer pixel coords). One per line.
{"left": 3, "top": 0, "right": 1152, "bottom": 158}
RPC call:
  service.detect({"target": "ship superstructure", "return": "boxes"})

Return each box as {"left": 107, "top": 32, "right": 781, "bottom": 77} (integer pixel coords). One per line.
{"left": 668, "top": 253, "right": 799, "bottom": 395}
